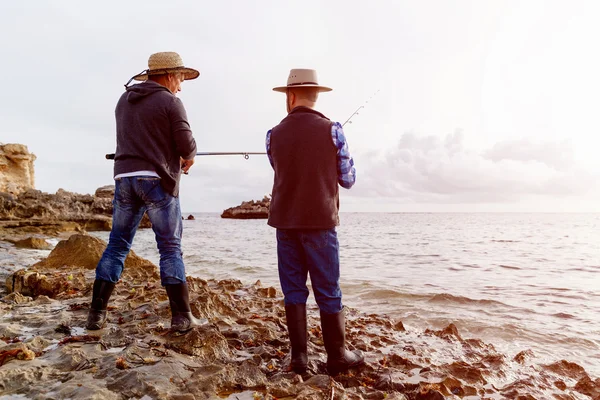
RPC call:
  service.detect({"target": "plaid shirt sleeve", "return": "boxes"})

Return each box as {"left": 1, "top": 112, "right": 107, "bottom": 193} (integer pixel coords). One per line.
{"left": 331, "top": 122, "right": 356, "bottom": 189}
{"left": 266, "top": 129, "right": 274, "bottom": 168}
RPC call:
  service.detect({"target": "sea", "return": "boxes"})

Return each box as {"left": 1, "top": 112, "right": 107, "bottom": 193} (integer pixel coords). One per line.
{"left": 4, "top": 212, "right": 600, "bottom": 376}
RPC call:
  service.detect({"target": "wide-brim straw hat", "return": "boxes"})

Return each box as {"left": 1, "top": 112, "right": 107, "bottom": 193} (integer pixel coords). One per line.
{"left": 133, "top": 52, "right": 200, "bottom": 82}
{"left": 273, "top": 69, "right": 332, "bottom": 92}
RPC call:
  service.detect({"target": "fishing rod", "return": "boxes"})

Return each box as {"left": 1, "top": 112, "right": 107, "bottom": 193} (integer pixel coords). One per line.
{"left": 342, "top": 90, "right": 379, "bottom": 127}
{"left": 105, "top": 152, "right": 264, "bottom": 160}
{"left": 105, "top": 90, "right": 379, "bottom": 160}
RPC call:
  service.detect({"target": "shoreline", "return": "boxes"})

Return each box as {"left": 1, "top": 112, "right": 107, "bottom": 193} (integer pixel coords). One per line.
{"left": 1, "top": 234, "right": 599, "bottom": 399}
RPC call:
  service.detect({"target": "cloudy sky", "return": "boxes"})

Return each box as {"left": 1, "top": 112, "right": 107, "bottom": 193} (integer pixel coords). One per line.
{"left": 1, "top": 0, "right": 599, "bottom": 212}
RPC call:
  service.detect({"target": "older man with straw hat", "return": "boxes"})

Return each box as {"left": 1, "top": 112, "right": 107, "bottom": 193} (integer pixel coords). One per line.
{"left": 266, "top": 69, "right": 364, "bottom": 376}
{"left": 86, "top": 51, "right": 204, "bottom": 333}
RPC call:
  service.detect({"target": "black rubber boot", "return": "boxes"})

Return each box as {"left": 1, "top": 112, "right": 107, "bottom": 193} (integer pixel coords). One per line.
{"left": 165, "top": 283, "right": 206, "bottom": 332}
{"left": 320, "top": 308, "right": 365, "bottom": 376}
{"left": 285, "top": 303, "right": 308, "bottom": 374}
{"left": 86, "top": 279, "right": 116, "bottom": 330}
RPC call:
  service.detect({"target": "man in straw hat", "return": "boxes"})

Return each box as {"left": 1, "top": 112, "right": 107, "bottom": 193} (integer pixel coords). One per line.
{"left": 86, "top": 52, "right": 204, "bottom": 332}
{"left": 266, "top": 69, "right": 364, "bottom": 375}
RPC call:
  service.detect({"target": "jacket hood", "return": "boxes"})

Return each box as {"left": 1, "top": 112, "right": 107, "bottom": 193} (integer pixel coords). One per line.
{"left": 126, "top": 80, "right": 171, "bottom": 103}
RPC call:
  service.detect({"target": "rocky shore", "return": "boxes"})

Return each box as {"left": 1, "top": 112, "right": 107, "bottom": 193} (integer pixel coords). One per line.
{"left": 2, "top": 144, "right": 599, "bottom": 399}
{"left": 0, "top": 144, "right": 153, "bottom": 242}
{"left": 221, "top": 197, "right": 270, "bottom": 220}
{"left": 1, "top": 235, "right": 599, "bottom": 400}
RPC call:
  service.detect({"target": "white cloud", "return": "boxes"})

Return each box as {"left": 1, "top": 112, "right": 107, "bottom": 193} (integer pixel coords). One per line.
{"left": 351, "top": 131, "right": 598, "bottom": 205}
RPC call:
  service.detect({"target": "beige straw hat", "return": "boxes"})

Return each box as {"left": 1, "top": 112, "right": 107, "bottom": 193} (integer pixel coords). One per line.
{"left": 273, "top": 69, "right": 332, "bottom": 92}
{"left": 131, "top": 52, "right": 200, "bottom": 82}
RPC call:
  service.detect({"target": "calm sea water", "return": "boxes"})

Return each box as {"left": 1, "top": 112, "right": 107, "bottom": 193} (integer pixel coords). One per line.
{"left": 30, "top": 213, "right": 600, "bottom": 375}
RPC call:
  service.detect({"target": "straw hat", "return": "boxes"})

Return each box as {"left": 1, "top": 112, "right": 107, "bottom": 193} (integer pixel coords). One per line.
{"left": 132, "top": 52, "right": 200, "bottom": 82}
{"left": 273, "top": 69, "right": 332, "bottom": 93}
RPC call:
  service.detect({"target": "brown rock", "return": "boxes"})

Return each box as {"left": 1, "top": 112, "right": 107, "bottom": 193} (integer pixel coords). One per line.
{"left": 165, "top": 325, "right": 230, "bottom": 361}
{"left": 0, "top": 144, "right": 36, "bottom": 195}
{"left": 32, "top": 234, "right": 155, "bottom": 271}
{"left": 394, "top": 320, "right": 406, "bottom": 331}
{"left": 442, "top": 361, "right": 487, "bottom": 384}
{"left": 574, "top": 375, "right": 600, "bottom": 398}
{"left": 6, "top": 268, "right": 88, "bottom": 298}
{"left": 221, "top": 197, "right": 270, "bottom": 219}
{"left": 2, "top": 292, "right": 33, "bottom": 304}
{"left": 425, "top": 323, "right": 462, "bottom": 341}
{"left": 554, "top": 380, "right": 567, "bottom": 390}
{"left": 13, "top": 237, "right": 52, "bottom": 250}
{"left": 544, "top": 360, "right": 588, "bottom": 381}
{"left": 514, "top": 349, "right": 534, "bottom": 364}
{"left": 186, "top": 214, "right": 195, "bottom": 220}
{"left": 0, "top": 219, "right": 81, "bottom": 236}
{"left": 94, "top": 185, "right": 115, "bottom": 199}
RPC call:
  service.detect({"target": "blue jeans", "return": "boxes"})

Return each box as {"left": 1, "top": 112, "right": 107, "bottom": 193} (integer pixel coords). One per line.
{"left": 276, "top": 228, "right": 343, "bottom": 314}
{"left": 95, "top": 176, "right": 186, "bottom": 286}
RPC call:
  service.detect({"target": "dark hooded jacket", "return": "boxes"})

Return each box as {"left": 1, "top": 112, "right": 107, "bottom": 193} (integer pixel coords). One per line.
{"left": 113, "top": 80, "right": 197, "bottom": 197}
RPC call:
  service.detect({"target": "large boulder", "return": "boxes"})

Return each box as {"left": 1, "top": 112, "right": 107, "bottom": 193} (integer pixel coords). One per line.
{"left": 221, "top": 196, "right": 270, "bottom": 219}
{"left": 32, "top": 234, "right": 154, "bottom": 271}
{"left": 0, "top": 144, "right": 36, "bottom": 195}
{"left": 5, "top": 234, "right": 158, "bottom": 298}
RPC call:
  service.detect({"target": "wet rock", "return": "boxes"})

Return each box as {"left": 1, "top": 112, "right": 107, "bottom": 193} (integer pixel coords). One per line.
{"left": 53, "top": 347, "right": 92, "bottom": 372}
{"left": 221, "top": 197, "right": 270, "bottom": 219}
{"left": 6, "top": 268, "right": 88, "bottom": 298}
{"left": 24, "top": 336, "right": 52, "bottom": 353}
{"left": 545, "top": 360, "right": 588, "bottom": 381}
{"left": 12, "top": 237, "right": 52, "bottom": 250}
{"left": 186, "top": 214, "right": 195, "bottom": 220}
{"left": 2, "top": 291, "right": 32, "bottom": 304}
{"left": 105, "top": 369, "right": 174, "bottom": 399}
{"left": 304, "top": 374, "right": 332, "bottom": 390}
{"left": 415, "top": 388, "right": 446, "bottom": 400}
{"left": 425, "top": 323, "right": 462, "bottom": 341}
{"left": 574, "top": 375, "right": 600, "bottom": 398}
{"left": 0, "top": 342, "right": 36, "bottom": 366}
{"left": 394, "top": 320, "right": 406, "bottom": 331}
{"left": 441, "top": 361, "right": 487, "bottom": 384}
{"left": 514, "top": 349, "right": 535, "bottom": 364}
{"left": 386, "top": 353, "right": 422, "bottom": 370}
{"left": 165, "top": 325, "right": 230, "bottom": 361}
{"left": 554, "top": 380, "right": 567, "bottom": 390}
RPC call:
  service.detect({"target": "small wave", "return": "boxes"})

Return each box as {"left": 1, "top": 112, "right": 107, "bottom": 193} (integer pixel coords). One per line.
{"left": 499, "top": 265, "right": 521, "bottom": 270}
{"left": 553, "top": 312, "right": 576, "bottom": 319}
{"left": 491, "top": 240, "right": 519, "bottom": 243}
{"left": 427, "top": 293, "right": 507, "bottom": 307}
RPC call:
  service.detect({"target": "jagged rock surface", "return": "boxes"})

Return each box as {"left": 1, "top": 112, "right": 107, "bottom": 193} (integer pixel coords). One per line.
{"left": 221, "top": 197, "right": 270, "bottom": 219}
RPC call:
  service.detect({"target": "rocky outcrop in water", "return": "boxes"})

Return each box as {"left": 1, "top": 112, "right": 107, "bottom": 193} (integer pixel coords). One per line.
{"left": 0, "top": 144, "right": 36, "bottom": 195}
{"left": 0, "top": 185, "right": 151, "bottom": 238}
{"left": 221, "top": 196, "right": 270, "bottom": 219}
{"left": 1, "top": 236, "right": 599, "bottom": 399}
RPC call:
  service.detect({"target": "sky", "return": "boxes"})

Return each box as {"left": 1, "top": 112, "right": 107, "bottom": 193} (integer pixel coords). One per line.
{"left": 1, "top": 0, "right": 599, "bottom": 212}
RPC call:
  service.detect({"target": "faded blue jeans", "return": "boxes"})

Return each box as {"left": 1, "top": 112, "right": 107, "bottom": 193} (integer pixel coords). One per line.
{"left": 95, "top": 176, "right": 186, "bottom": 286}
{"left": 276, "top": 228, "right": 343, "bottom": 314}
